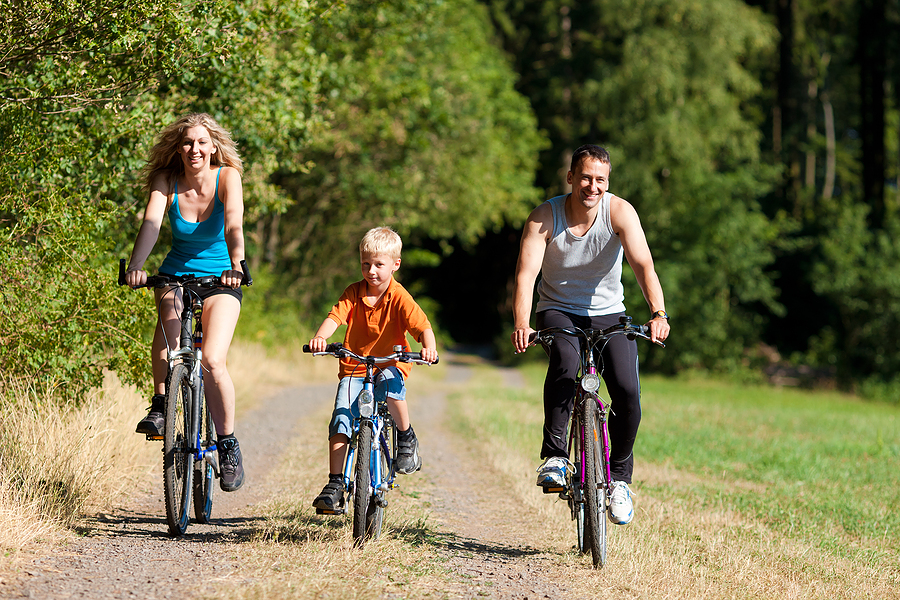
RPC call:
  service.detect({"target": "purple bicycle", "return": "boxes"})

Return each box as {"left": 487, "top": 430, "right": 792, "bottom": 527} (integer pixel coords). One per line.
{"left": 531, "top": 315, "right": 662, "bottom": 568}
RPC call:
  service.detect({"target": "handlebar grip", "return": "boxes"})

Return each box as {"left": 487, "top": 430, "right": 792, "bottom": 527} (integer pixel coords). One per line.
{"left": 118, "top": 259, "right": 126, "bottom": 286}
{"left": 432, "top": 355, "right": 440, "bottom": 365}
{"left": 302, "top": 344, "right": 311, "bottom": 353}
{"left": 240, "top": 259, "right": 253, "bottom": 286}
{"left": 303, "top": 342, "right": 344, "bottom": 353}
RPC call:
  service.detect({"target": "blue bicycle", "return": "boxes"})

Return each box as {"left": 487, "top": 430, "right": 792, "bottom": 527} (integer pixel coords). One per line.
{"left": 303, "top": 343, "right": 437, "bottom": 546}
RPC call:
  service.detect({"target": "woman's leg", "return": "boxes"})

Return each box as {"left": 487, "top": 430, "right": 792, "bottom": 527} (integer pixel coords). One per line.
{"left": 152, "top": 286, "right": 183, "bottom": 394}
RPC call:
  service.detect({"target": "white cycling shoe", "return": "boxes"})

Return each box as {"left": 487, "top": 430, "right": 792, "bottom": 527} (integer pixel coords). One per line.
{"left": 609, "top": 481, "right": 634, "bottom": 525}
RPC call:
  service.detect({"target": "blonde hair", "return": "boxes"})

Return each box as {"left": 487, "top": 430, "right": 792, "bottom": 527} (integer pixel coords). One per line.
{"left": 143, "top": 113, "right": 243, "bottom": 191}
{"left": 359, "top": 227, "right": 402, "bottom": 260}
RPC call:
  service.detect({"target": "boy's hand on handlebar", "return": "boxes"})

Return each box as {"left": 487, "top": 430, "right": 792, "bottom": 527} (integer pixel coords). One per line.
{"left": 308, "top": 335, "right": 328, "bottom": 353}
{"left": 125, "top": 268, "right": 147, "bottom": 288}
{"left": 420, "top": 347, "right": 439, "bottom": 363}
{"left": 220, "top": 269, "right": 244, "bottom": 289}
{"left": 511, "top": 326, "right": 536, "bottom": 354}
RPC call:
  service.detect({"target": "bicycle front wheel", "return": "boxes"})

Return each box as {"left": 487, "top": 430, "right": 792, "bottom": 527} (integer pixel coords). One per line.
{"left": 365, "top": 422, "right": 391, "bottom": 541}
{"left": 582, "top": 397, "right": 608, "bottom": 568}
{"left": 164, "top": 363, "right": 193, "bottom": 536}
{"left": 193, "top": 384, "right": 215, "bottom": 524}
{"left": 352, "top": 421, "right": 375, "bottom": 546}
{"left": 571, "top": 408, "right": 589, "bottom": 554}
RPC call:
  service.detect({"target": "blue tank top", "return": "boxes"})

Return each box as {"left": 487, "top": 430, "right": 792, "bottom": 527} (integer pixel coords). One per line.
{"left": 159, "top": 168, "right": 231, "bottom": 277}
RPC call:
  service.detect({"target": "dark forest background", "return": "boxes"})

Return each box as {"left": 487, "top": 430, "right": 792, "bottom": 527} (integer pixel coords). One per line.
{"left": 2, "top": 0, "right": 899, "bottom": 400}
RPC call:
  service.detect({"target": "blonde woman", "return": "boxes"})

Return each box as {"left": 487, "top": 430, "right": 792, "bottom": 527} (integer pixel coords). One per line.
{"left": 125, "top": 113, "right": 247, "bottom": 492}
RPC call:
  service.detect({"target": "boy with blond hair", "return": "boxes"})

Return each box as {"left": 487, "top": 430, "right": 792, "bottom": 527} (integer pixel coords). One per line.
{"left": 307, "top": 226, "right": 438, "bottom": 512}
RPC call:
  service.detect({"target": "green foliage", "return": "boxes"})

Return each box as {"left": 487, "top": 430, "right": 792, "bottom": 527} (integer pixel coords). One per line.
{"left": 0, "top": 0, "right": 326, "bottom": 396}
{"left": 262, "top": 0, "right": 546, "bottom": 310}
{"left": 485, "top": 0, "right": 781, "bottom": 373}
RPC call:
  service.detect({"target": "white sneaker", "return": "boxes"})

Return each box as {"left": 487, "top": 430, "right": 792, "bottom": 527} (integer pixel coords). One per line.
{"left": 536, "top": 456, "right": 569, "bottom": 487}
{"left": 609, "top": 481, "right": 634, "bottom": 525}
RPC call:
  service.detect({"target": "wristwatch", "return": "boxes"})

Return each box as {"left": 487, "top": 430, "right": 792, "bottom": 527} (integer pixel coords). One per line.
{"left": 652, "top": 310, "right": 669, "bottom": 320}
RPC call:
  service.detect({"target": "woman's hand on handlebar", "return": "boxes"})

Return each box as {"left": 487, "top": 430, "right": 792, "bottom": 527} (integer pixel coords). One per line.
{"left": 220, "top": 268, "right": 244, "bottom": 289}
{"left": 125, "top": 268, "right": 148, "bottom": 288}
{"left": 511, "top": 326, "right": 536, "bottom": 354}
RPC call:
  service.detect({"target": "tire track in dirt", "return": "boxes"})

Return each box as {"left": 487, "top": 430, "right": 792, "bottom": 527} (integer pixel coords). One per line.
{"left": 411, "top": 359, "right": 591, "bottom": 600}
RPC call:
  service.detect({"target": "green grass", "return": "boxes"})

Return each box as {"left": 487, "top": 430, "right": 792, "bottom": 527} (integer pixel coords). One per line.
{"left": 638, "top": 375, "right": 900, "bottom": 556}
{"left": 452, "top": 362, "right": 900, "bottom": 561}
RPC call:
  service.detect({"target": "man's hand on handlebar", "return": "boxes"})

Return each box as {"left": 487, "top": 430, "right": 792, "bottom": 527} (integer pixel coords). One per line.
{"left": 646, "top": 316, "right": 670, "bottom": 346}
{"left": 420, "top": 347, "right": 439, "bottom": 363}
{"left": 511, "top": 326, "right": 536, "bottom": 354}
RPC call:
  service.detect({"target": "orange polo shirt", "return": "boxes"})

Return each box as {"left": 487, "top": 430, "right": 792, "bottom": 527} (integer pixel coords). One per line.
{"left": 326, "top": 277, "right": 432, "bottom": 380}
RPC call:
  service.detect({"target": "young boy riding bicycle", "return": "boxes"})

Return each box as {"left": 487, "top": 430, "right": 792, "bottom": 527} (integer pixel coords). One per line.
{"left": 307, "top": 226, "right": 438, "bottom": 512}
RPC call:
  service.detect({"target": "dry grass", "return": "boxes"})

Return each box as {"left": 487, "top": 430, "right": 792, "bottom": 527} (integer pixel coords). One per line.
{"left": 0, "top": 340, "right": 312, "bottom": 573}
{"left": 0, "top": 374, "right": 154, "bottom": 567}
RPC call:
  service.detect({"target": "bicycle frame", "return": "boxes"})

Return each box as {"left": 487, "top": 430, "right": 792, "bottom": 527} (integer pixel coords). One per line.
{"left": 341, "top": 363, "right": 396, "bottom": 507}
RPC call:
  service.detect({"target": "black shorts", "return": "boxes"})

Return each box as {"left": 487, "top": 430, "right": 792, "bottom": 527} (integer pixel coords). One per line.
{"left": 158, "top": 273, "right": 243, "bottom": 305}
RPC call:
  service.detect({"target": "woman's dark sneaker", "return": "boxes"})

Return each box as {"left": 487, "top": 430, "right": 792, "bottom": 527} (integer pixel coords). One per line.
{"left": 395, "top": 426, "right": 422, "bottom": 474}
{"left": 135, "top": 394, "right": 166, "bottom": 436}
{"left": 313, "top": 476, "right": 345, "bottom": 513}
{"left": 217, "top": 436, "right": 245, "bottom": 492}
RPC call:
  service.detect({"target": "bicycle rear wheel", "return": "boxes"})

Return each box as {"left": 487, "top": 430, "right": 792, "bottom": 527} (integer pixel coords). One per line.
{"left": 582, "top": 397, "right": 607, "bottom": 568}
{"left": 193, "top": 384, "right": 215, "bottom": 524}
{"left": 164, "top": 363, "right": 193, "bottom": 536}
{"left": 352, "top": 421, "right": 375, "bottom": 546}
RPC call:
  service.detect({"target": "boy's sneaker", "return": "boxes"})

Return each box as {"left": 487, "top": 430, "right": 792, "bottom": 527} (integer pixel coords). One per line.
{"left": 135, "top": 394, "right": 165, "bottom": 436}
{"left": 609, "top": 481, "right": 634, "bottom": 525}
{"left": 395, "top": 427, "right": 422, "bottom": 474}
{"left": 313, "top": 478, "right": 345, "bottom": 512}
{"left": 217, "top": 436, "right": 245, "bottom": 492}
{"left": 536, "top": 456, "right": 569, "bottom": 488}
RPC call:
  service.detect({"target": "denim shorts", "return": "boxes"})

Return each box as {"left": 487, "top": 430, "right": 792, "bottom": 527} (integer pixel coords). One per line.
{"left": 329, "top": 366, "right": 406, "bottom": 439}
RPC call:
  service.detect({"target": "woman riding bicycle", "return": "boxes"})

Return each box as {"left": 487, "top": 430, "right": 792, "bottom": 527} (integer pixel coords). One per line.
{"left": 124, "top": 112, "right": 247, "bottom": 492}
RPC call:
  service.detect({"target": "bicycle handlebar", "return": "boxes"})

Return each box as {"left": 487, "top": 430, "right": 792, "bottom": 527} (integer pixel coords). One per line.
{"left": 302, "top": 342, "right": 439, "bottom": 366}
{"left": 118, "top": 258, "right": 253, "bottom": 289}
{"left": 530, "top": 319, "right": 665, "bottom": 348}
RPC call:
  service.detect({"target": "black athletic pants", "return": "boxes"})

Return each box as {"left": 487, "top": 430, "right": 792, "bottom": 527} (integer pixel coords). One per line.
{"left": 536, "top": 309, "right": 641, "bottom": 484}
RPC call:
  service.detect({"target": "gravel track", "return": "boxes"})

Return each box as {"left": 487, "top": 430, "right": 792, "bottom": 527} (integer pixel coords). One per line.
{"left": 3, "top": 360, "right": 588, "bottom": 599}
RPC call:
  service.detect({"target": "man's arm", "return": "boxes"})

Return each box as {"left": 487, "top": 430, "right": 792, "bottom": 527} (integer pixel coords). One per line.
{"left": 511, "top": 203, "right": 552, "bottom": 353}
{"left": 611, "top": 196, "right": 670, "bottom": 344}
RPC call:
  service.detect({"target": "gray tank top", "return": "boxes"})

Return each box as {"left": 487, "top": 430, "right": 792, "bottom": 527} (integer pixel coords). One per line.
{"left": 536, "top": 193, "right": 626, "bottom": 316}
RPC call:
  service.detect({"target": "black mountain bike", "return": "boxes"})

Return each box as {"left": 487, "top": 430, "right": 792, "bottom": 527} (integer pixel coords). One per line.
{"left": 118, "top": 259, "right": 252, "bottom": 536}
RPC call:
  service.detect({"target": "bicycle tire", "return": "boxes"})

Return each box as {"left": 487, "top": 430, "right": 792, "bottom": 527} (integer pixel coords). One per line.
{"left": 365, "top": 438, "right": 387, "bottom": 540}
{"left": 164, "top": 363, "right": 193, "bottom": 536}
{"left": 571, "top": 406, "right": 589, "bottom": 554}
{"left": 583, "top": 397, "right": 607, "bottom": 568}
{"left": 193, "top": 384, "right": 215, "bottom": 524}
{"left": 352, "top": 420, "right": 375, "bottom": 545}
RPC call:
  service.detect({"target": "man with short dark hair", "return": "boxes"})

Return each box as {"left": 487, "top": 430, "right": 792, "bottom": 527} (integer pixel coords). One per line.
{"left": 511, "top": 144, "right": 670, "bottom": 525}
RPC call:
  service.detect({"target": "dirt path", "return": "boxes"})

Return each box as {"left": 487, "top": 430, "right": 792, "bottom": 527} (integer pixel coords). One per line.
{"left": 3, "top": 360, "right": 587, "bottom": 599}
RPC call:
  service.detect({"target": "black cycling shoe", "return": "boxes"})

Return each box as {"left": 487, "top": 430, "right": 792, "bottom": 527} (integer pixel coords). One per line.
{"left": 218, "top": 436, "right": 245, "bottom": 492}
{"left": 313, "top": 478, "right": 345, "bottom": 512}
{"left": 395, "top": 427, "right": 422, "bottom": 475}
{"left": 135, "top": 394, "right": 166, "bottom": 436}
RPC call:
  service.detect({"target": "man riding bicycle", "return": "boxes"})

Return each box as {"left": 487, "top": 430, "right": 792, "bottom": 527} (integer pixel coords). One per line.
{"left": 511, "top": 144, "right": 670, "bottom": 525}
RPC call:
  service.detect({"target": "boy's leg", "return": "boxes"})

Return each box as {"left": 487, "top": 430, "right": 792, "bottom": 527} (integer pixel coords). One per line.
{"left": 379, "top": 368, "right": 421, "bottom": 474}
{"left": 313, "top": 377, "right": 361, "bottom": 511}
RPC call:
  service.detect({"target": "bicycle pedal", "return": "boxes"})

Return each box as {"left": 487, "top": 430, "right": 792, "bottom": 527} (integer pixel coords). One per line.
{"left": 542, "top": 486, "right": 565, "bottom": 494}
{"left": 315, "top": 507, "right": 346, "bottom": 516}
{"left": 145, "top": 434, "right": 164, "bottom": 441}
